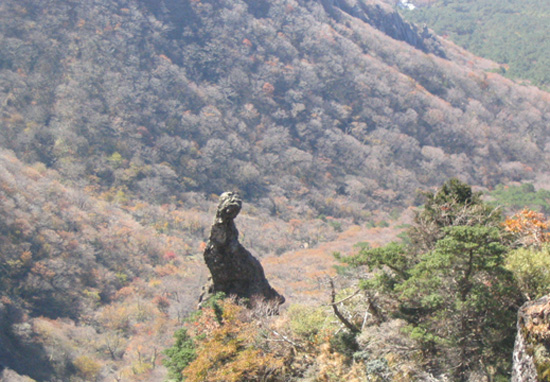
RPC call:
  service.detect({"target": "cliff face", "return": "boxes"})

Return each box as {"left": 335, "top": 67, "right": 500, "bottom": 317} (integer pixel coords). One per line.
{"left": 320, "top": 0, "right": 445, "bottom": 56}
{"left": 512, "top": 296, "right": 550, "bottom": 382}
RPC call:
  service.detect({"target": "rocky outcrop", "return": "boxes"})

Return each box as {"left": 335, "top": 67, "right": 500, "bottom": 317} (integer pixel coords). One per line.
{"left": 0, "top": 301, "right": 54, "bottom": 382}
{"left": 0, "top": 368, "right": 37, "bottom": 382}
{"left": 200, "top": 192, "right": 284, "bottom": 306}
{"left": 512, "top": 296, "right": 550, "bottom": 382}
{"left": 320, "top": 0, "right": 445, "bottom": 57}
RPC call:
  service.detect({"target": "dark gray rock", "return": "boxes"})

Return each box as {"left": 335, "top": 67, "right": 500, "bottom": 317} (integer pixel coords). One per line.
{"left": 200, "top": 192, "right": 284, "bottom": 306}
{"left": 320, "top": 0, "right": 445, "bottom": 58}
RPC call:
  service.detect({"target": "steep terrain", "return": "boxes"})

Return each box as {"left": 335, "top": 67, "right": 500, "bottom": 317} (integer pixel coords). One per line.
{"left": 401, "top": 0, "right": 550, "bottom": 88}
{"left": 512, "top": 297, "right": 548, "bottom": 382}
{"left": 0, "top": 150, "right": 202, "bottom": 380}
{"left": 1, "top": 0, "right": 550, "bottom": 380}
{"left": 2, "top": 0, "right": 550, "bottom": 219}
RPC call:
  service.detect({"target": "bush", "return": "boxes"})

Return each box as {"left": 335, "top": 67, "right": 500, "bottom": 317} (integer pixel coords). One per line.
{"left": 329, "top": 330, "right": 359, "bottom": 359}
{"left": 505, "top": 245, "right": 550, "bottom": 300}
{"left": 181, "top": 300, "right": 284, "bottom": 382}
{"left": 287, "top": 304, "right": 335, "bottom": 342}
{"left": 73, "top": 355, "right": 101, "bottom": 381}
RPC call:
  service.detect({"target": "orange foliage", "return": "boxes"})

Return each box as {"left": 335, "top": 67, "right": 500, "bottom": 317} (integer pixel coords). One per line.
{"left": 315, "top": 343, "right": 366, "bottom": 382}
{"left": 262, "top": 82, "right": 275, "bottom": 96}
{"left": 183, "top": 300, "right": 284, "bottom": 382}
{"left": 198, "top": 241, "right": 207, "bottom": 252}
{"left": 20, "top": 250, "right": 32, "bottom": 265}
{"left": 152, "top": 295, "right": 170, "bottom": 314}
{"left": 504, "top": 209, "right": 550, "bottom": 246}
{"left": 114, "top": 286, "right": 135, "bottom": 300}
{"left": 155, "top": 263, "right": 178, "bottom": 277}
{"left": 31, "top": 262, "right": 55, "bottom": 279}
{"left": 157, "top": 53, "right": 169, "bottom": 61}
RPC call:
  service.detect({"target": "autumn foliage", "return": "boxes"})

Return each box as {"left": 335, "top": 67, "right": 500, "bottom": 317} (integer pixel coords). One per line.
{"left": 164, "top": 298, "right": 288, "bottom": 382}
{"left": 504, "top": 209, "right": 550, "bottom": 246}
{"left": 3, "top": 0, "right": 550, "bottom": 379}
{"left": 182, "top": 300, "right": 284, "bottom": 382}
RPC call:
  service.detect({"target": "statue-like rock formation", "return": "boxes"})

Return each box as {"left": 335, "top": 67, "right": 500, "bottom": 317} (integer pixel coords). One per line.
{"left": 512, "top": 296, "right": 550, "bottom": 382}
{"left": 200, "top": 192, "right": 284, "bottom": 306}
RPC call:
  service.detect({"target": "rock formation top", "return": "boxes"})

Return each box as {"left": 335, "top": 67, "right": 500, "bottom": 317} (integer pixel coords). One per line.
{"left": 512, "top": 295, "right": 550, "bottom": 382}
{"left": 200, "top": 192, "right": 285, "bottom": 306}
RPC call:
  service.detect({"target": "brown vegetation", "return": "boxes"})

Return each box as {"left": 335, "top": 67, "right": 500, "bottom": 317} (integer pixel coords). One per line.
{"left": 1, "top": 0, "right": 550, "bottom": 380}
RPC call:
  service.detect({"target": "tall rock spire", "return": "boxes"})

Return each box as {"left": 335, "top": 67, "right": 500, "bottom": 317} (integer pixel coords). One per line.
{"left": 200, "top": 192, "right": 284, "bottom": 306}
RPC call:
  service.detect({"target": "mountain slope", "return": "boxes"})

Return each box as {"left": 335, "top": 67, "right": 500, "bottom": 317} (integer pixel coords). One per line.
{"left": 401, "top": 0, "right": 550, "bottom": 88}
{"left": 2, "top": 0, "right": 550, "bottom": 380}
{"left": 2, "top": 0, "right": 550, "bottom": 220}
{"left": 0, "top": 149, "right": 200, "bottom": 380}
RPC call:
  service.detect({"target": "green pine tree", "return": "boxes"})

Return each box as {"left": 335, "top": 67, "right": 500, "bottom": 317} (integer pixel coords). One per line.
{"left": 339, "top": 179, "right": 521, "bottom": 380}
{"left": 163, "top": 329, "right": 197, "bottom": 382}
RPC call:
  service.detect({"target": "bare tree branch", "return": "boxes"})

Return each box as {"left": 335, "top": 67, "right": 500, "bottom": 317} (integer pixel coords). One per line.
{"left": 329, "top": 278, "right": 360, "bottom": 334}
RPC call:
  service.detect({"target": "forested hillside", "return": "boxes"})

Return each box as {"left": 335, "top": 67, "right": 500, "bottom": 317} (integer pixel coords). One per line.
{"left": 401, "top": 0, "right": 550, "bottom": 88}
{"left": 3, "top": 0, "right": 550, "bottom": 218}
{"left": 2, "top": 0, "right": 550, "bottom": 380}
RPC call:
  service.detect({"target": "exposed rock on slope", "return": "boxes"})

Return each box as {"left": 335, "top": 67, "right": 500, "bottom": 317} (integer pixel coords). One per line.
{"left": 0, "top": 299, "right": 54, "bottom": 381}
{"left": 201, "top": 192, "right": 285, "bottom": 305}
{"left": 512, "top": 296, "right": 550, "bottom": 382}
{"left": 322, "top": 0, "right": 445, "bottom": 56}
